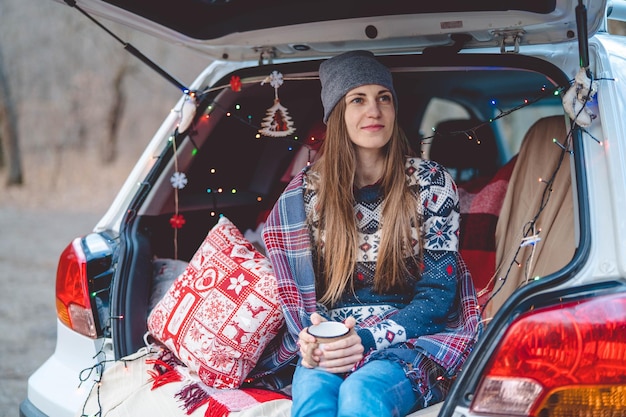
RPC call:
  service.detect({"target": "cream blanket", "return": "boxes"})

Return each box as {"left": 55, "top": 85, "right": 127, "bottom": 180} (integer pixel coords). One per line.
{"left": 78, "top": 347, "right": 292, "bottom": 417}
{"left": 487, "top": 115, "right": 577, "bottom": 316}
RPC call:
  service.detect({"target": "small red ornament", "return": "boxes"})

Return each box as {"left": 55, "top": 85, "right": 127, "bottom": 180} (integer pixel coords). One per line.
{"left": 169, "top": 214, "right": 186, "bottom": 229}
{"left": 230, "top": 76, "right": 242, "bottom": 92}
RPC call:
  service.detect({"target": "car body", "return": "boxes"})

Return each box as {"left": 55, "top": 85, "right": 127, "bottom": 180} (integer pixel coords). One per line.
{"left": 21, "top": 1, "right": 626, "bottom": 416}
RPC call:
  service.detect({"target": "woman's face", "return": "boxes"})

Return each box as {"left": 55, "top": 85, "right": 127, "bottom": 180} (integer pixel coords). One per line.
{"left": 343, "top": 84, "right": 395, "bottom": 153}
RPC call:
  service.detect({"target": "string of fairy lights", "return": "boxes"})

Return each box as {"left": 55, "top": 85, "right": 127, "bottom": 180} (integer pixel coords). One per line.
{"left": 165, "top": 73, "right": 319, "bottom": 258}
{"left": 166, "top": 69, "right": 608, "bottom": 296}
{"left": 195, "top": 69, "right": 614, "bottom": 319}
{"left": 419, "top": 84, "right": 563, "bottom": 147}
{"left": 404, "top": 67, "right": 612, "bottom": 402}
{"left": 478, "top": 69, "right": 612, "bottom": 318}
{"left": 76, "top": 66, "right": 613, "bottom": 417}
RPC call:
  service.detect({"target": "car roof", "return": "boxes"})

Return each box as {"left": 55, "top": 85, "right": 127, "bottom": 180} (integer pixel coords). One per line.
{"left": 54, "top": 0, "right": 607, "bottom": 61}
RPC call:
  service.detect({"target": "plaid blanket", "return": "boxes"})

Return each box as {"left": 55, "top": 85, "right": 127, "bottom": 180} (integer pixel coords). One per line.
{"left": 257, "top": 165, "right": 483, "bottom": 404}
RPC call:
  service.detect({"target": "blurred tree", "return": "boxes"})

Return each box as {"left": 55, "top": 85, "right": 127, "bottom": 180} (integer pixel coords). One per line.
{"left": 102, "top": 59, "right": 130, "bottom": 164}
{"left": 0, "top": 44, "right": 22, "bottom": 186}
{"left": 0, "top": 0, "right": 201, "bottom": 201}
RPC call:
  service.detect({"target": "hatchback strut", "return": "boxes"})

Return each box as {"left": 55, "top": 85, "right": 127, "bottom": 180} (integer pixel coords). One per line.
{"left": 62, "top": 0, "right": 192, "bottom": 95}
{"left": 576, "top": 0, "right": 590, "bottom": 73}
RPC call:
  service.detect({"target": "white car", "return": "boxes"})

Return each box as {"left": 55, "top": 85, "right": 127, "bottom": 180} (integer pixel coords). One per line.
{"left": 21, "top": 1, "right": 626, "bottom": 416}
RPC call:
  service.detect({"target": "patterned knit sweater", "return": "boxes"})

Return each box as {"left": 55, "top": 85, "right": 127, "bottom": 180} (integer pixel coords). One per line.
{"left": 302, "top": 157, "right": 460, "bottom": 353}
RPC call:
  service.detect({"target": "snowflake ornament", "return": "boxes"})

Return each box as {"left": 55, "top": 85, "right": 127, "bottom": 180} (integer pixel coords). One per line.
{"left": 170, "top": 172, "right": 188, "bottom": 189}
{"left": 262, "top": 70, "right": 284, "bottom": 89}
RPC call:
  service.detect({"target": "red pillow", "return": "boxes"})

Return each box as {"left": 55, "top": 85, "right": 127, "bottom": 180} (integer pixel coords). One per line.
{"left": 147, "top": 216, "right": 284, "bottom": 389}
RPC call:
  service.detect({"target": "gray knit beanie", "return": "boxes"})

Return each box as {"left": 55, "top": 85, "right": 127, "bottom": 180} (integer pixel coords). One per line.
{"left": 319, "top": 50, "right": 397, "bottom": 124}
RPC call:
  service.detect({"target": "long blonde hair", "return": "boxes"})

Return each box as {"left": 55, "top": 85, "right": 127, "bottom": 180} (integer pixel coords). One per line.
{"left": 310, "top": 99, "right": 422, "bottom": 307}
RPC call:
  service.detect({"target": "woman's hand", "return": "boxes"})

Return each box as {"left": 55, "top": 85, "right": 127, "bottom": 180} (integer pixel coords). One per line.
{"left": 316, "top": 316, "right": 364, "bottom": 373}
{"left": 298, "top": 314, "right": 364, "bottom": 373}
{"left": 298, "top": 313, "right": 326, "bottom": 368}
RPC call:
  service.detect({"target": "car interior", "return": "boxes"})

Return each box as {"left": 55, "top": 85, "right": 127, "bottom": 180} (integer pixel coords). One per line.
{"left": 110, "top": 53, "right": 581, "bottom": 358}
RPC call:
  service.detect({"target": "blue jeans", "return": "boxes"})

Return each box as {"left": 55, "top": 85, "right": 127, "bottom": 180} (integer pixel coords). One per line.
{"left": 290, "top": 359, "right": 420, "bottom": 417}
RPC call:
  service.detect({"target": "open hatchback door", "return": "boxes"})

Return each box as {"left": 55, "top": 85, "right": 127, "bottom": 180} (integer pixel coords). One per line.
{"left": 57, "top": 0, "right": 606, "bottom": 61}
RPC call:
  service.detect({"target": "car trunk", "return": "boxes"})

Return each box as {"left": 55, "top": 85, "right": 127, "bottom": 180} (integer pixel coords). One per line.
{"left": 109, "top": 52, "right": 576, "bottom": 360}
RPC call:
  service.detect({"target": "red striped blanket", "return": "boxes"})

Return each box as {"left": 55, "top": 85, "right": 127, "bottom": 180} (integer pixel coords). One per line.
{"left": 457, "top": 157, "right": 516, "bottom": 307}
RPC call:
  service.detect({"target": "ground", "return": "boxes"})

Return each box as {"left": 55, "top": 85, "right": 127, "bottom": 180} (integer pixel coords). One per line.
{"left": 0, "top": 151, "right": 130, "bottom": 417}
{"left": 0, "top": 1, "right": 195, "bottom": 415}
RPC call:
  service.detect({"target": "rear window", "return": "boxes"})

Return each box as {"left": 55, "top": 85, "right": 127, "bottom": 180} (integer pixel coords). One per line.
{"left": 145, "top": 54, "right": 571, "bottom": 224}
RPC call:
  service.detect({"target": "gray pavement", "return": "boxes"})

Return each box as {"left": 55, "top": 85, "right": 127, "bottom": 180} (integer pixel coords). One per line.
{"left": 0, "top": 207, "right": 100, "bottom": 417}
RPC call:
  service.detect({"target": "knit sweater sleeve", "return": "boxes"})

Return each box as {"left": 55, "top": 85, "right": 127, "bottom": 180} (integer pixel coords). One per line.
{"left": 357, "top": 158, "right": 461, "bottom": 352}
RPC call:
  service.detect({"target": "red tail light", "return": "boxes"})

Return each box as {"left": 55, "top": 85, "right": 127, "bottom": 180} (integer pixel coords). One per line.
{"left": 471, "top": 291, "right": 626, "bottom": 416}
{"left": 56, "top": 238, "right": 97, "bottom": 338}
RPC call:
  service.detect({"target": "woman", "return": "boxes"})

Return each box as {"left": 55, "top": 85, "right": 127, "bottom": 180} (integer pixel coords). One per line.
{"left": 261, "top": 50, "right": 480, "bottom": 417}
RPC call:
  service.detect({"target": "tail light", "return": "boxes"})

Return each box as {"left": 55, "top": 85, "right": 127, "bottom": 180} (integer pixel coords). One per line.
{"left": 471, "top": 291, "right": 626, "bottom": 416}
{"left": 56, "top": 233, "right": 115, "bottom": 338}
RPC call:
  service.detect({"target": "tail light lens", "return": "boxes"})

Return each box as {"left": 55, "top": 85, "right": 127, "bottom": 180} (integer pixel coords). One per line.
{"left": 471, "top": 291, "right": 626, "bottom": 416}
{"left": 56, "top": 233, "right": 114, "bottom": 338}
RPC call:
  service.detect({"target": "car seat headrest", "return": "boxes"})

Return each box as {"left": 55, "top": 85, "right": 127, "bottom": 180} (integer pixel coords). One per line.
{"left": 428, "top": 118, "right": 499, "bottom": 183}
